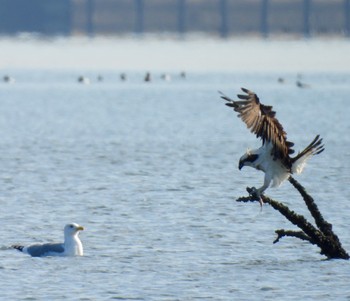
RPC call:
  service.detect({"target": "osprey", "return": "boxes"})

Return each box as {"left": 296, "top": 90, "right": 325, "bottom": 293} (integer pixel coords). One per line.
{"left": 220, "top": 87, "right": 324, "bottom": 197}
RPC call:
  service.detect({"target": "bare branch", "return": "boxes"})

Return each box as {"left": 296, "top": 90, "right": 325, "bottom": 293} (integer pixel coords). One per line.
{"left": 235, "top": 180, "right": 349, "bottom": 259}
{"left": 288, "top": 176, "right": 332, "bottom": 234}
{"left": 273, "top": 229, "right": 315, "bottom": 244}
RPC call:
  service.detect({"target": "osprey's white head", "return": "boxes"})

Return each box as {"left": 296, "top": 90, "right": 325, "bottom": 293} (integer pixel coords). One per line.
{"left": 238, "top": 149, "right": 260, "bottom": 170}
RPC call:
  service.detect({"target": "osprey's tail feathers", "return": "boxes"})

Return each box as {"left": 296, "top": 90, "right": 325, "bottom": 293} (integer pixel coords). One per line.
{"left": 291, "top": 135, "right": 324, "bottom": 174}
{"left": 12, "top": 245, "right": 25, "bottom": 252}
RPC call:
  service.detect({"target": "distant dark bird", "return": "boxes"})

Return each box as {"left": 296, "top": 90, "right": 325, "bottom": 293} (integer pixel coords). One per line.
{"left": 12, "top": 223, "right": 84, "bottom": 257}
{"left": 161, "top": 73, "right": 171, "bottom": 81}
{"left": 120, "top": 73, "right": 127, "bottom": 81}
{"left": 220, "top": 88, "right": 324, "bottom": 199}
{"left": 3, "top": 75, "right": 15, "bottom": 83}
{"left": 144, "top": 72, "right": 151, "bottom": 82}
{"left": 296, "top": 74, "right": 310, "bottom": 88}
{"left": 97, "top": 75, "right": 104, "bottom": 82}
{"left": 296, "top": 80, "right": 310, "bottom": 88}
{"left": 78, "top": 76, "right": 90, "bottom": 84}
{"left": 180, "top": 71, "right": 186, "bottom": 79}
{"left": 277, "top": 77, "right": 285, "bottom": 84}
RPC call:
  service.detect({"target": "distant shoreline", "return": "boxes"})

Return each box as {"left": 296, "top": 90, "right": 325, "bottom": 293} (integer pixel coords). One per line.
{"left": 0, "top": 36, "right": 349, "bottom": 72}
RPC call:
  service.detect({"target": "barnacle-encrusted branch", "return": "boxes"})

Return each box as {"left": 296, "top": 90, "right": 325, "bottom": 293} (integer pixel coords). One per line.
{"left": 236, "top": 177, "right": 349, "bottom": 259}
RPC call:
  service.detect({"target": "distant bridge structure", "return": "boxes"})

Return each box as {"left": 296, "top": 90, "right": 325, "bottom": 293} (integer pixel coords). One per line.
{"left": 0, "top": 0, "right": 349, "bottom": 38}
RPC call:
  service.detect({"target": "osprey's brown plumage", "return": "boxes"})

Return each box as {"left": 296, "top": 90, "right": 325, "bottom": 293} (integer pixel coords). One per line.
{"left": 220, "top": 87, "right": 324, "bottom": 172}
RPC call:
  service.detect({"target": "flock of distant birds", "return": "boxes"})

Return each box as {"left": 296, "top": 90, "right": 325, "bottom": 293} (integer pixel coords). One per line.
{"left": 77, "top": 71, "right": 186, "bottom": 84}
{"left": 2, "top": 71, "right": 186, "bottom": 85}
{"left": 2, "top": 72, "right": 311, "bottom": 88}
{"left": 278, "top": 74, "right": 311, "bottom": 88}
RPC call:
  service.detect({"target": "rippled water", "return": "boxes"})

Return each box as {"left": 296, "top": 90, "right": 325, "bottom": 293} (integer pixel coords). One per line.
{"left": 0, "top": 70, "right": 349, "bottom": 300}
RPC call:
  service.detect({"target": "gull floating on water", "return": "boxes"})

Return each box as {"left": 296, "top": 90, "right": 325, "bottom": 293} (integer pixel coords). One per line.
{"left": 12, "top": 223, "right": 84, "bottom": 257}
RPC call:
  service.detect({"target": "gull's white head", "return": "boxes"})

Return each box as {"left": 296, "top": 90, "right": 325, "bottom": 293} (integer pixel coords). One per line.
{"left": 63, "top": 223, "right": 84, "bottom": 256}
{"left": 64, "top": 223, "right": 84, "bottom": 237}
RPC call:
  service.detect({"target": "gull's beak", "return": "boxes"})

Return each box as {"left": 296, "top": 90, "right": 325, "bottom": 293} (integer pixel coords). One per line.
{"left": 77, "top": 226, "right": 84, "bottom": 231}
{"left": 238, "top": 160, "right": 244, "bottom": 170}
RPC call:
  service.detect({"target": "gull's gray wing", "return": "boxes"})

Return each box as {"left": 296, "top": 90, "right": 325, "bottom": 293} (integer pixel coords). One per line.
{"left": 26, "top": 243, "right": 64, "bottom": 257}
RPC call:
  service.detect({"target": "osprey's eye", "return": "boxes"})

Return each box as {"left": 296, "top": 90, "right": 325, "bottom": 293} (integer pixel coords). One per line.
{"left": 69, "top": 225, "right": 74, "bottom": 228}
{"left": 247, "top": 154, "right": 259, "bottom": 162}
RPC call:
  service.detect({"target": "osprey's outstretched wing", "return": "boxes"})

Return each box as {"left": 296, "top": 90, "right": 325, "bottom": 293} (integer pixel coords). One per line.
{"left": 220, "top": 87, "right": 295, "bottom": 167}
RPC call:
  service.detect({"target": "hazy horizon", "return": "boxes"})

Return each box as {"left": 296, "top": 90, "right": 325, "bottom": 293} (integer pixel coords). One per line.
{"left": 0, "top": 35, "right": 349, "bottom": 72}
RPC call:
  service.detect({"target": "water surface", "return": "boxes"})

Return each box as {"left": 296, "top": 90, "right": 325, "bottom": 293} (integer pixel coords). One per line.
{"left": 0, "top": 69, "right": 349, "bottom": 300}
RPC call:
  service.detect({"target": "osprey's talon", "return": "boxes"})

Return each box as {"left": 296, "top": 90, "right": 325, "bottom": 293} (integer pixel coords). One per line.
{"left": 247, "top": 187, "right": 264, "bottom": 206}
{"left": 247, "top": 186, "right": 259, "bottom": 197}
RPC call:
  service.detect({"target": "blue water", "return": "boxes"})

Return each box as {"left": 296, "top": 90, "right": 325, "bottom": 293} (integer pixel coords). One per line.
{"left": 0, "top": 70, "right": 349, "bottom": 300}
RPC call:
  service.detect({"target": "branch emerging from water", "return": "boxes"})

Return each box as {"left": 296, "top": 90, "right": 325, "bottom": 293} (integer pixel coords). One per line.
{"left": 236, "top": 177, "right": 349, "bottom": 260}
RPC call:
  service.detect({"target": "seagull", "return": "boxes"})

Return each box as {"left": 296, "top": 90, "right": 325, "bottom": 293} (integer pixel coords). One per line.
{"left": 220, "top": 88, "right": 324, "bottom": 200}
{"left": 12, "top": 223, "right": 84, "bottom": 257}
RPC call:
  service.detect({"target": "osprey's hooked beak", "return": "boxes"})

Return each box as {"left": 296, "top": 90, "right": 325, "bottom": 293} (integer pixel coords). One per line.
{"left": 238, "top": 160, "right": 244, "bottom": 170}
